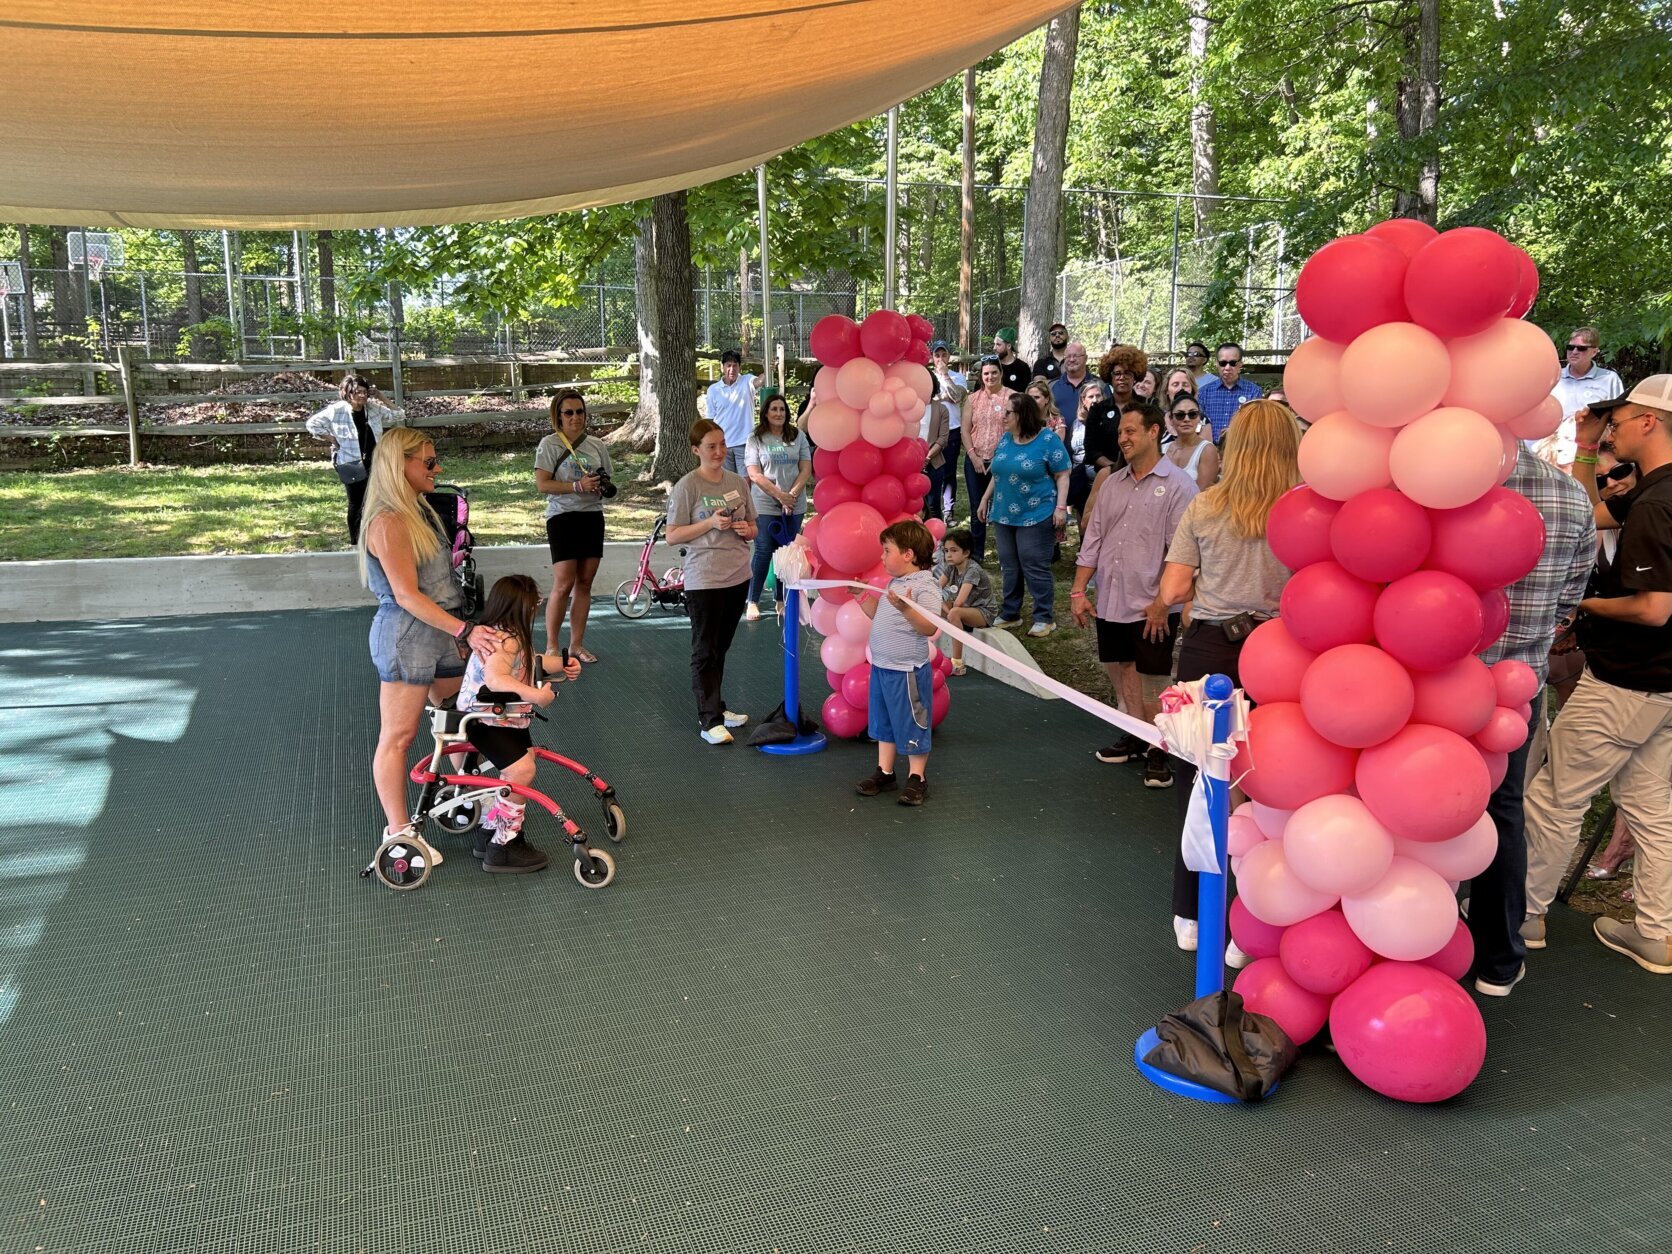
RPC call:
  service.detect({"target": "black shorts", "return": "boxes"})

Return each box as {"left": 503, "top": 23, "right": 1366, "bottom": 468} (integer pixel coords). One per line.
{"left": 546, "top": 511, "right": 605, "bottom": 564}
{"left": 467, "top": 722, "right": 535, "bottom": 771}
{"left": 1096, "top": 614, "right": 1180, "bottom": 674}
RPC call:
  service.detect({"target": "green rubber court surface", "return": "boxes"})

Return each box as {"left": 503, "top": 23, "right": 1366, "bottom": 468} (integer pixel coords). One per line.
{"left": 1, "top": 606, "right": 1668, "bottom": 1253}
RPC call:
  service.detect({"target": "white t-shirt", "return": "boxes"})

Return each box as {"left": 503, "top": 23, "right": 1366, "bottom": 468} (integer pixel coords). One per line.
{"left": 705, "top": 374, "right": 757, "bottom": 448}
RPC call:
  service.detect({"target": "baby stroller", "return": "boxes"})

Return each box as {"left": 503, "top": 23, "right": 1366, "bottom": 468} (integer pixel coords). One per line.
{"left": 614, "top": 517, "right": 687, "bottom": 619}
{"left": 426, "top": 482, "right": 485, "bottom": 616}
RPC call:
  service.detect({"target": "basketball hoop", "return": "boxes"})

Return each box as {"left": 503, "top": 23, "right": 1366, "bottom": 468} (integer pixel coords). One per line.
{"left": 87, "top": 256, "right": 105, "bottom": 284}
{"left": 68, "top": 231, "right": 123, "bottom": 282}
{"left": 0, "top": 261, "right": 18, "bottom": 299}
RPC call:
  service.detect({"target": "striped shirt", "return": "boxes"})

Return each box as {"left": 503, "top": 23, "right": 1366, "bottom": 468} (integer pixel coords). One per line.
{"left": 1479, "top": 446, "right": 1597, "bottom": 685}
{"left": 870, "top": 570, "right": 943, "bottom": 671}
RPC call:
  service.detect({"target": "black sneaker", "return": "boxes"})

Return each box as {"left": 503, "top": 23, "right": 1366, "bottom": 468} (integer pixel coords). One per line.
{"left": 1096, "top": 734, "right": 1146, "bottom": 764}
{"left": 898, "top": 773, "right": 929, "bottom": 806}
{"left": 1143, "top": 748, "right": 1174, "bottom": 789}
{"left": 482, "top": 835, "right": 550, "bottom": 874}
{"left": 472, "top": 826, "right": 493, "bottom": 859}
{"left": 856, "top": 767, "right": 898, "bottom": 796}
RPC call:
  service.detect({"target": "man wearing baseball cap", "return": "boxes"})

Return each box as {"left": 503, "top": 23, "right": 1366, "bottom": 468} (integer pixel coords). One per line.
{"left": 991, "top": 327, "right": 1030, "bottom": 393}
{"left": 1522, "top": 374, "right": 1672, "bottom": 975}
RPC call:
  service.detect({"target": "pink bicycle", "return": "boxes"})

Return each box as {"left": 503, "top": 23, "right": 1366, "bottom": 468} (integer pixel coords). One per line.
{"left": 614, "top": 517, "right": 687, "bottom": 618}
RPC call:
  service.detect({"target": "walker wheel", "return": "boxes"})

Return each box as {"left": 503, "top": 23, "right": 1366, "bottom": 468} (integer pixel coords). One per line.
{"left": 602, "top": 800, "right": 627, "bottom": 843}
{"left": 614, "top": 579, "right": 652, "bottom": 620}
{"left": 573, "top": 846, "right": 616, "bottom": 889}
{"left": 373, "top": 837, "right": 433, "bottom": 891}
{"left": 433, "top": 784, "right": 481, "bottom": 835}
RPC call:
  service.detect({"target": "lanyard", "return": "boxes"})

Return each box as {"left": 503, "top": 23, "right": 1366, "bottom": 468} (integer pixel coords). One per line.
{"left": 557, "top": 430, "right": 591, "bottom": 473}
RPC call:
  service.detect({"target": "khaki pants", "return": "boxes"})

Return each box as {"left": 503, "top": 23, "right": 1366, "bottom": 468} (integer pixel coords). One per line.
{"left": 1524, "top": 670, "right": 1672, "bottom": 941}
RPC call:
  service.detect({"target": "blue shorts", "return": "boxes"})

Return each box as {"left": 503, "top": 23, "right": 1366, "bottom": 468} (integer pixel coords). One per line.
{"left": 868, "top": 663, "right": 933, "bottom": 756}
{"left": 370, "top": 606, "right": 466, "bottom": 686}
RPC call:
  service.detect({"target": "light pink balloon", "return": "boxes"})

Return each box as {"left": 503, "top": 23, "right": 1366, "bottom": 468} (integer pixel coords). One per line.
{"left": 1507, "top": 394, "right": 1562, "bottom": 441}
{"left": 1496, "top": 427, "right": 1518, "bottom": 485}
{"left": 1251, "top": 802, "right": 1294, "bottom": 839}
{"left": 1443, "top": 317, "right": 1562, "bottom": 423}
{"left": 1342, "top": 856, "right": 1459, "bottom": 961}
{"left": 804, "top": 401, "right": 861, "bottom": 452}
{"left": 813, "top": 365, "right": 841, "bottom": 404}
{"left": 808, "top": 593, "right": 841, "bottom": 638}
{"left": 835, "top": 598, "right": 872, "bottom": 645}
{"left": 860, "top": 412, "right": 907, "bottom": 448}
{"left": 1235, "top": 839, "right": 1341, "bottom": 927}
{"left": 835, "top": 357, "right": 885, "bottom": 409}
{"left": 884, "top": 361, "right": 933, "bottom": 404}
{"left": 1283, "top": 336, "right": 1347, "bottom": 423}
{"left": 1389, "top": 406, "right": 1505, "bottom": 509}
{"left": 1395, "top": 811, "right": 1497, "bottom": 882}
{"left": 896, "top": 394, "right": 928, "bottom": 425}
{"left": 866, "top": 390, "right": 897, "bottom": 417}
{"left": 925, "top": 517, "right": 946, "bottom": 542}
{"left": 1340, "top": 322, "right": 1451, "bottom": 428}
{"left": 1301, "top": 643, "right": 1415, "bottom": 748}
{"left": 1228, "top": 812, "right": 1267, "bottom": 857}
{"left": 1298, "top": 411, "right": 1396, "bottom": 501}
{"left": 1282, "top": 794, "right": 1397, "bottom": 896}
{"left": 819, "top": 633, "right": 865, "bottom": 675}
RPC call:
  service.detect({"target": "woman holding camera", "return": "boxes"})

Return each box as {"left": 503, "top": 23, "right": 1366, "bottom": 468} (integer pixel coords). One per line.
{"left": 743, "top": 391, "right": 812, "bottom": 621}
{"left": 535, "top": 389, "right": 614, "bottom": 663}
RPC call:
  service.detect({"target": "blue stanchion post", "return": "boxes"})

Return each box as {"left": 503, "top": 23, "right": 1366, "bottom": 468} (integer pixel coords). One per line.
{"left": 759, "top": 585, "right": 828, "bottom": 757}
{"left": 1134, "top": 673, "right": 1247, "bottom": 1104}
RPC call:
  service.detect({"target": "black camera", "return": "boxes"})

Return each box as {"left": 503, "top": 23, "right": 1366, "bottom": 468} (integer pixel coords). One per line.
{"left": 594, "top": 470, "right": 618, "bottom": 499}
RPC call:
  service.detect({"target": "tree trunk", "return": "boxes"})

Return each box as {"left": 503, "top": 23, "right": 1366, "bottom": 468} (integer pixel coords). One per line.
{"left": 610, "top": 211, "right": 661, "bottom": 453}
{"left": 1188, "top": 0, "right": 1219, "bottom": 237}
{"left": 648, "top": 191, "right": 699, "bottom": 484}
{"left": 178, "top": 231, "right": 206, "bottom": 357}
{"left": 49, "top": 227, "right": 82, "bottom": 335}
{"left": 1393, "top": 0, "right": 1440, "bottom": 223}
{"left": 959, "top": 66, "right": 976, "bottom": 353}
{"left": 316, "top": 230, "right": 338, "bottom": 354}
{"left": 1018, "top": 4, "right": 1081, "bottom": 362}
{"left": 15, "top": 224, "right": 38, "bottom": 357}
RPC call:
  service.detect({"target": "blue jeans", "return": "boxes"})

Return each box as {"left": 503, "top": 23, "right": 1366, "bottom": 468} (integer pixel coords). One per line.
{"left": 995, "top": 519, "right": 1056, "bottom": 625}
{"left": 923, "top": 462, "right": 945, "bottom": 521}
{"left": 724, "top": 445, "right": 747, "bottom": 475}
{"left": 1468, "top": 702, "right": 1538, "bottom": 983}
{"left": 748, "top": 512, "right": 802, "bottom": 605}
{"left": 941, "top": 429, "right": 962, "bottom": 513}
{"left": 963, "top": 458, "right": 993, "bottom": 559}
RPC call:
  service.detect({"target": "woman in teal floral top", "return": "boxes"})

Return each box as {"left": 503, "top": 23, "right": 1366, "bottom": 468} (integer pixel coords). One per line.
{"left": 977, "top": 392, "right": 1071, "bottom": 636}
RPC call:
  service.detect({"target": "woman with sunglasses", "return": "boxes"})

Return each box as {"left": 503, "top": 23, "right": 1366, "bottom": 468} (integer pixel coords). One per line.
{"left": 1164, "top": 394, "right": 1220, "bottom": 490}
{"left": 535, "top": 389, "right": 614, "bottom": 663}
{"left": 360, "top": 429, "right": 505, "bottom": 856}
{"left": 305, "top": 370, "right": 404, "bottom": 544}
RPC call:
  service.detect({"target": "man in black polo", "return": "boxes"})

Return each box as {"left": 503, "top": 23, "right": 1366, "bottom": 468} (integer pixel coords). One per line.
{"left": 991, "top": 327, "right": 1031, "bottom": 393}
{"left": 1032, "top": 322, "right": 1069, "bottom": 382}
{"left": 1522, "top": 374, "right": 1672, "bottom": 975}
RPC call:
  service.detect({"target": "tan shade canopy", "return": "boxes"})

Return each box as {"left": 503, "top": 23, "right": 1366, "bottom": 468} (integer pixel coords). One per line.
{"left": 0, "top": 2, "right": 1070, "bottom": 230}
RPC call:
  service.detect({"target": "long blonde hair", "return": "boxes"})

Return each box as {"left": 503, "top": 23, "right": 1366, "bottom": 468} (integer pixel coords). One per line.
{"left": 357, "top": 427, "right": 444, "bottom": 586}
{"left": 1026, "top": 378, "right": 1063, "bottom": 430}
{"left": 1196, "top": 400, "right": 1300, "bottom": 539}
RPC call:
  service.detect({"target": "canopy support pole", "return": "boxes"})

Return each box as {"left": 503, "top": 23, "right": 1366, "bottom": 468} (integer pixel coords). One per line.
{"left": 757, "top": 164, "right": 773, "bottom": 388}
{"left": 884, "top": 106, "right": 899, "bottom": 312}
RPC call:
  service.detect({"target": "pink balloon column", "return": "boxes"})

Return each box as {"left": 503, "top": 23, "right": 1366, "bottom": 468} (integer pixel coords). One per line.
{"left": 1231, "top": 221, "right": 1552, "bottom": 1102}
{"left": 803, "top": 312, "right": 951, "bottom": 737}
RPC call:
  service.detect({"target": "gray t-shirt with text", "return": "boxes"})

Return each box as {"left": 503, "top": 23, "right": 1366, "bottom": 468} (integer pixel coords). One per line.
{"left": 535, "top": 433, "right": 614, "bottom": 519}
{"left": 666, "top": 469, "right": 757, "bottom": 590}
{"left": 745, "top": 431, "right": 811, "bottom": 516}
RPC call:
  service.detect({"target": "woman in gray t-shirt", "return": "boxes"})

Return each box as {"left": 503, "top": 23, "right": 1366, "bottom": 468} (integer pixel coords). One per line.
{"left": 666, "top": 419, "right": 760, "bottom": 744}
{"left": 534, "top": 389, "right": 615, "bottom": 663}
{"left": 743, "top": 393, "right": 812, "bottom": 621}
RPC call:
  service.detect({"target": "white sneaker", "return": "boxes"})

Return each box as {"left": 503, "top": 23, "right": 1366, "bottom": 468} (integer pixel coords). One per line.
{"left": 993, "top": 617, "right": 1024, "bottom": 629}
{"left": 723, "top": 710, "right": 749, "bottom": 729}
{"left": 1225, "top": 940, "right": 1252, "bottom": 969}
{"left": 744, "top": 602, "right": 762, "bottom": 622}
{"left": 1027, "top": 621, "right": 1056, "bottom": 638}
{"left": 700, "top": 725, "right": 734, "bottom": 745}
{"left": 1173, "top": 915, "right": 1199, "bottom": 952}
{"left": 385, "top": 825, "right": 442, "bottom": 866}
{"left": 1474, "top": 965, "right": 1526, "bottom": 997}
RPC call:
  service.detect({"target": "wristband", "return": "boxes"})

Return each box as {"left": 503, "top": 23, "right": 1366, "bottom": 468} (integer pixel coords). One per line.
{"left": 1575, "top": 441, "right": 1601, "bottom": 452}
{"left": 454, "top": 619, "right": 477, "bottom": 642}
{"left": 1574, "top": 455, "right": 1599, "bottom": 465}
{"left": 1071, "top": 590, "right": 1088, "bottom": 599}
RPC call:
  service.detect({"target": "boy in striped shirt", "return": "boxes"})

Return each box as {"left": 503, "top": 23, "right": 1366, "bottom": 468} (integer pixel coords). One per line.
{"left": 855, "top": 520, "right": 944, "bottom": 806}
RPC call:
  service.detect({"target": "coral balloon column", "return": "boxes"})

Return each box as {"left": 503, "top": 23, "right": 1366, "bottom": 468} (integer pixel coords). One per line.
{"left": 1231, "top": 220, "right": 1552, "bottom": 1102}
{"left": 802, "top": 312, "right": 952, "bottom": 737}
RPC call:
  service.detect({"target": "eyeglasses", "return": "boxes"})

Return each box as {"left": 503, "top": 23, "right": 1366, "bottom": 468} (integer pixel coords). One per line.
{"left": 559, "top": 407, "right": 587, "bottom": 417}
{"left": 408, "top": 454, "right": 439, "bottom": 470}
{"left": 1566, "top": 343, "right": 1597, "bottom": 352}
{"left": 1218, "top": 358, "right": 1241, "bottom": 367}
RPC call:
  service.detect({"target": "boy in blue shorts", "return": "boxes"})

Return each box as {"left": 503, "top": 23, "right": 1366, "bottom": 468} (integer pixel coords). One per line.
{"left": 856, "top": 519, "right": 944, "bottom": 806}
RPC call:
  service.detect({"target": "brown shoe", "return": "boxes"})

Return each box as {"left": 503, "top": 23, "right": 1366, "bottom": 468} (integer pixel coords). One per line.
{"left": 855, "top": 767, "right": 897, "bottom": 796}
{"left": 898, "top": 773, "right": 929, "bottom": 806}
{"left": 1594, "top": 917, "right": 1672, "bottom": 974}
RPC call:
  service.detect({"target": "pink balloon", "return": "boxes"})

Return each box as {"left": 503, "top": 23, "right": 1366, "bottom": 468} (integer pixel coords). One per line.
{"left": 1425, "top": 486, "right": 1546, "bottom": 591}
{"left": 1266, "top": 486, "right": 1343, "bottom": 571}
{"left": 1340, "top": 322, "right": 1452, "bottom": 428}
{"left": 812, "top": 447, "right": 841, "bottom": 479}
{"left": 1229, "top": 896, "right": 1286, "bottom": 959}
{"left": 1507, "top": 244, "right": 1540, "bottom": 318}
{"left": 1251, "top": 802, "right": 1295, "bottom": 839}
{"left": 808, "top": 593, "right": 841, "bottom": 638}
{"left": 1389, "top": 407, "right": 1505, "bottom": 509}
{"left": 1476, "top": 588, "right": 1510, "bottom": 653}
{"left": 1482, "top": 748, "right": 1509, "bottom": 791}
{"left": 925, "top": 517, "right": 947, "bottom": 542}
{"left": 837, "top": 440, "right": 884, "bottom": 485}
{"left": 1296, "top": 234, "right": 1411, "bottom": 343}
{"left": 1281, "top": 561, "right": 1380, "bottom": 653}
{"left": 1330, "top": 962, "right": 1486, "bottom": 1102}
{"left": 1228, "top": 812, "right": 1267, "bottom": 858}
{"left": 819, "top": 632, "right": 865, "bottom": 675}
{"left": 811, "top": 475, "right": 861, "bottom": 516}
{"left": 835, "top": 356, "right": 885, "bottom": 409}
{"left": 1236, "top": 839, "right": 1341, "bottom": 928}
{"left": 1409, "top": 656, "right": 1497, "bottom": 738}
{"left": 816, "top": 501, "right": 887, "bottom": 573}
{"left": 1282, "top": 794, "right": 1396, "bottom": 897}
{"left": 1234, "top": 957, "right": 1333, "bottom": 1045}
{"left": 810, "top": 315, "right": 862, "bottom": 367}
{"left": 1395, "top": 811, "right": 1498, "bottom": 882}
{"left": 884, "top": 360, "right": 933, "bottom": 405}
{"left": 1357, "top": 724, "right": 1491, "bottom": 843}
{"left": 1283, "top": 336, "right": 1347, "bottom": 423}
{"left": 821, "top": 583, "right": 854, "bottom": 607}
{"left": 821, "top": 692, "right": 868, "bottom": 739}
{"left": 1239, "top": 619, "right": 1318, "bottom": 705}
{"left": 905, "top": 313, "right": 935, "bottom": 341}
{"left": 1279, "top": 909, "right": 1376, "bottom": 996}
{"left": 1373, "top": 570, "right": 1483, "bottom": 672}
{"left": 1403, "top": 227, "right": 1523, "bottom": 340}
{"left": 931, "top": 683, "right": 951, "bottom": 727}
{"left": 1301, "top": 644, "right": 1414, "bottom": 749}
{"left": 1442, "top": 318, "right": 1562, "bottom": 423}
{"left": 860, "top": 412, "right": 907, "bottom": 449}
{"left": 1473, "top": 706, "right": 1530, "bottom": 755}
{"left": 905, "top": 338, "right": 932, "bottom": 367}
{"left": 1232, "top": 704, "right": 1360, "bottom": 818}
{"left": 1495, "top": 426, "right": 1519, "bottom": 486}
{"left": 904, "top": 472, "right": 932, "bottom": 500}
{"left": 835, "top": 598, "right": 872, "bottom": 645}
{"left": 824, "top": 667, "right": 844, "bottom": 692}
{"left": 840, "top": 661, "right": 872, "bottom": 709}
{"left": 860, "top": 474, "right": 907, "bottom": 517}
{"left": 1364, "top": 217, "right": 1439, "bottom": 259}
{"left": 1491, "top": 659, "right": 1539, "bottom": 709}
{"left": 1342, "top": 856, "right": 1459, "bottom": 961}
{"left": 1418, "top": 919, "right": 1476, "bottom": 982}
{"left": 866, "top": 389, "right": 898, "bottom": 417}
{"left": 812, "top": 364, "right": 841, "bottom": 404}
{"left": 1507, "top": 394, "right": 1562, "bottom": 441}
{"left": 805, "top": 401, "right": 862, "bottom": 452}
{"left": 859, "top": 310, "right": 912, "bottom": 365}
{"left": 931, "top": 666, "right": 947, "bottom": 693}
{"left": 1298, "top": 412, "right": 1396, "bottom": 501}
{"left": 1329, "top": 487, "right": 1432, "bottom": 583}
{"left": 880, "top": 437, "right": 921, "bottom": 480}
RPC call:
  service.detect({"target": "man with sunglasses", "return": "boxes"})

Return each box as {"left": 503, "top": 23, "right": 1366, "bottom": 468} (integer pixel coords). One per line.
{"left": 1520, "top": 376, "right": 1672, "bottom": 975}
{"left": 1032, "top": 322, "right": 1070, "bottom": 383}
{"left": 1184, "top": 342, "right": 1213, "bottom": 389}
{"left": 1540, "top": 327, "right": 1624, "bottom": 471}
{"left": 1197, "top": 341, "right": 1263, "bottom": 443}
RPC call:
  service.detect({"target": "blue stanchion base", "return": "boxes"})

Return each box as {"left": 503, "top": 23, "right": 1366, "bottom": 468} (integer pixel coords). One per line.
{"left": 1133, "top": 1028, "right": 1250, "bottom": 1104}
{"left": 758, "top": 733, "right": 829, "bottom": 756}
